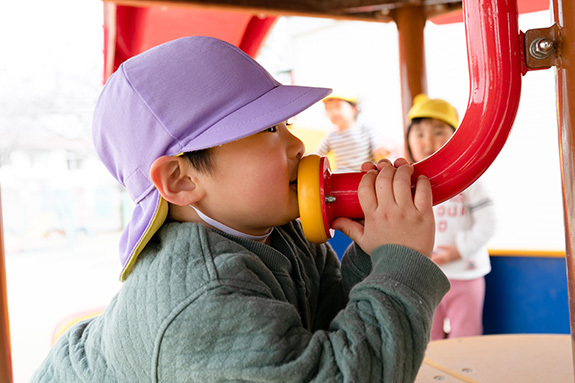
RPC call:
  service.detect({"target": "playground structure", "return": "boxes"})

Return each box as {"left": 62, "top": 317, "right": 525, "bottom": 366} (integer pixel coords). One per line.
{"left": 1, "top": 0, "right": 574, "bottom": 381}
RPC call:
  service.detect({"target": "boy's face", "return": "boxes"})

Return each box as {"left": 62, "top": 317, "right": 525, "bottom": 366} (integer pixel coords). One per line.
{"left": 193, "top": 122, "right": 304, "bottom": 236}
{"left": 408, "top": 118, "right": 455, "bottom": 162}
{"left": 324, "top": 99, "right": 357, "bottom": 130}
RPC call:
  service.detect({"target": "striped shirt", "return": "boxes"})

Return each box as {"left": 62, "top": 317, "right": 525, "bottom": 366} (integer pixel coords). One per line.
{"left": 315, "top": 124, "right": 376, "bottom": 172}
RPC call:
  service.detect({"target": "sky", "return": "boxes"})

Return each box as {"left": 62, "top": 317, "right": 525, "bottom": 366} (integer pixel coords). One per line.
{"left": 0, "top": 0, "right": 103, "bottom": 145}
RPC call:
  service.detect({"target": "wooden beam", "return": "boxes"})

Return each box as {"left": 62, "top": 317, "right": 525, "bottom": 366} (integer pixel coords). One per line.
{"left": 553, "top": 0, "right": 575, "bottom": 376}
{"left": 101, "top": 0, "right": 408, "bottom": 21}
{"left": 393, "top": 4, "right": 428, "bottom": 151}
{"left": 0, "top": 186, "right": 12, "bottom": 383}
{"left": 102, "top": 0, "right": 462, "bottom": 25}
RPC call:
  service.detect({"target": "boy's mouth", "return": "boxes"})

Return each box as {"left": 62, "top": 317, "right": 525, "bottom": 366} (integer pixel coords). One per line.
{"left": 290, "top": 179, "right": 298, "bottom": 190}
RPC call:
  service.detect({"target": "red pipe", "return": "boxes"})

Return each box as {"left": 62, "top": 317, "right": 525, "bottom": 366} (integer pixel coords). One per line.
{"left": 412, "top": 0, "right": 522, "bottom": 205}
{"left": 298, "top": 0, "right": 523, "bottom": 243}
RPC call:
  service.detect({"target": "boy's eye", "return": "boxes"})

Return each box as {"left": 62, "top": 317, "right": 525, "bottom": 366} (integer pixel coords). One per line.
{"left": 266, "top": 125, "right": 278, "bottom": 133}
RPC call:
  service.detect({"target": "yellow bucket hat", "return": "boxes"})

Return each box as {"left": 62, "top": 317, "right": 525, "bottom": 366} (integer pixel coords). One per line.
{"left": 407, "top": 94, "right": 459, "bottom": 129}
{"left": 322, "top": 90, "right": 359, "bottom": 105}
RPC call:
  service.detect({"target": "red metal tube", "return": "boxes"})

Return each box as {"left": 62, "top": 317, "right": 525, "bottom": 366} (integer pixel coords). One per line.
{"left": 302, "top": 0, "right": 523, "bottom": 239}
{"left": 325, "top": 171, "right": 365, "bottom": 221}
{"left": 412, "top": 0, "right": 522, "bottom": 205}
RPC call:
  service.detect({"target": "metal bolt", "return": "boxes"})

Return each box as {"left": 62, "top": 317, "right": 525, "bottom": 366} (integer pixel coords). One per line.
{"left": 529, "top": 37, "right": 555, "bottom": 60}
{"left": 325, "top": 196, "right": 336, "bottom": 204}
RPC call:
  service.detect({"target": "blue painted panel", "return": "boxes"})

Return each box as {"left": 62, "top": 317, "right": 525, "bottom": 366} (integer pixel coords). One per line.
{"left": 328, "top": 230, "right": 352, "bottom": 261}
{"left": 483, "top": 256, "right": 570, "bottom": 334}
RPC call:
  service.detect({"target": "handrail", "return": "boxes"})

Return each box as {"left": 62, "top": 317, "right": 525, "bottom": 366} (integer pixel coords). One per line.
{"left": 412, "top": 0, "right": 522, "bottom": 205}
{"left": 298, "top": 0, "right": 523, "bottom": 243}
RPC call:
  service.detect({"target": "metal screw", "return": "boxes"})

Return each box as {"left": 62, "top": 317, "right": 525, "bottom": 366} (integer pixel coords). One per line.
{"left": 325, "top": 196, "right": 336, "bottom": 203}
{"left": 529, "top": 37, "right": 555, "bottom": 60}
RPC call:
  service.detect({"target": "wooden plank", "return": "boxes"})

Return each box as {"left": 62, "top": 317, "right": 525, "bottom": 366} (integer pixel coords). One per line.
{"left": 416, "top": 335, "right": 574, "bottom": 383}
{"left": 553, "top": 0, "right": 575, "bottom": 375}
{"left": 101, "top": 0, "right": 415, "bottom": 21}
{"left": 489, "top": 248, "right": 565, "bottom": 258}
{"left": 0, "top": 187, "right": 13, "bottom": 383}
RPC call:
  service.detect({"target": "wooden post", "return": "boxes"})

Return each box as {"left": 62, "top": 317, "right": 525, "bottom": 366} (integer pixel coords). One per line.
{"left": 552, "top": 0, "right": 575, "bottom": 378}
{"left": 0, "top": 186, "right": 12, "bottom": 382}
{"left": 392, "top": 4, "right": 428, "bottom": 154}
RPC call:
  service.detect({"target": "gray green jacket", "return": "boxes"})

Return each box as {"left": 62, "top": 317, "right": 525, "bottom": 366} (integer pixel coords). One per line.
{"left": 32, "top": 221, "right": 449, "bottom": 382}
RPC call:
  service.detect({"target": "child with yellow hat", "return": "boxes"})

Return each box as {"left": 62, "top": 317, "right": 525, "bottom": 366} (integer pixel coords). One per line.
{"left": 407, "top": 94, "right": 496, "bottom": 340}
{"left": 317, "top": 91, "right": 402, "bottom": 171}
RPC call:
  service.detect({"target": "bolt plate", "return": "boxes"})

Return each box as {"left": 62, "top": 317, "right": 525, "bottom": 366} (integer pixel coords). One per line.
{"left": 524, "top": 24, "right": 560, "bottom": 69}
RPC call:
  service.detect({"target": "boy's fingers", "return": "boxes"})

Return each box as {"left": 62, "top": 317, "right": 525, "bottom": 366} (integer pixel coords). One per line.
{"left": 392, "top": 164, "right": 415, "bottom": 207}
{"left": 413, "top": 175, "right": 433, "bottom": 212}
{"left": 360, "top": 162, "right": 378, "bottom": 173}
{"left": 373, "top": 162, "right": 396, "bottom": 206}
{"left": 331, "top": 217, "right": 364, "bottom": 243}
{"left": 393, "top": 157, "right": 409, "bottom": 168}
{"left": 376, "top": 158, "right": 392, "bottom": 171}
{"left": 357, "top": 169, "right": 378, "bottom": 212}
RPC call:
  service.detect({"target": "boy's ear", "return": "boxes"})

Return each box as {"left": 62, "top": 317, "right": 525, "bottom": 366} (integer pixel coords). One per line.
{"left": 149, "top": 156, "right": 204, "bottom": 206}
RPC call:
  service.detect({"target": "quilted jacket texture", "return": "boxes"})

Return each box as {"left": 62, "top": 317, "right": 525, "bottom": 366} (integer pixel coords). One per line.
{"left": 32, "top": 221, "right": 449, "bottom": 382}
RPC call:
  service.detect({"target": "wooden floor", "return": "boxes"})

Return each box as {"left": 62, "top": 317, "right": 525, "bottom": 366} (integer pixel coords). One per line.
{"left": 416, "top": 334, "right": 573, "bottom": 382}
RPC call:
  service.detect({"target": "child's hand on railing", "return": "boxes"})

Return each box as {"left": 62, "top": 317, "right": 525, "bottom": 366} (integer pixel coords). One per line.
{"left": 332, "top": 158, "right": 435, "bottom": 258}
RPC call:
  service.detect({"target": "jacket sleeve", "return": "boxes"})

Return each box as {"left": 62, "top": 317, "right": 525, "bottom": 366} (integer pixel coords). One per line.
{"left": 340, "top": 242, "right": 372, "bottom": 294}
{"left": 308, "top": 241, "right": 373, "bottom": 332}
{"left": 155, "top": 245, "right": 449, "bottom": 383}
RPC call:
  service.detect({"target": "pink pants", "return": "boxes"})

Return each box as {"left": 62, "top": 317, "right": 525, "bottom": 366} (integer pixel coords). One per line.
{"left": 431, "top": 277, "right": 485, "bottom": 340}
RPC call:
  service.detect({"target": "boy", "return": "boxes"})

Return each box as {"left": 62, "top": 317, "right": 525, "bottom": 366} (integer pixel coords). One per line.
{"left": 407, "top": 94, "right": 495, "bottom": 340}
{"left": 33, "top": 37, "right": 449, "bottom": 382}
{"left": 317, "top": 92, "right": 401, "bottom": 171}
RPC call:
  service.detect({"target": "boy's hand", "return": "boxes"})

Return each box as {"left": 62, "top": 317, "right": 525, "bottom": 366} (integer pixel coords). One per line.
{"left": 331, "top": 158, "right": 435, "bottom": 257}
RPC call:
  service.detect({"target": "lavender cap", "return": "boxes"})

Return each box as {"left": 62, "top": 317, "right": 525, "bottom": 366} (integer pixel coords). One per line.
{"left": 92, "top": 36, "right": 331, "bottom": 280}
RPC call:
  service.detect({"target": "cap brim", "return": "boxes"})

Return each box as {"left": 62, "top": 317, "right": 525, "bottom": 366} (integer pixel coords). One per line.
{"left": 179, "top": 84, "right": 332, "bottom": 152}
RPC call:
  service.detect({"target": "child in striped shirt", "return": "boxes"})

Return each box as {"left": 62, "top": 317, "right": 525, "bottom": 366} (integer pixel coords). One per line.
{"left": 316, "top": 93, "right": 401, "bottom": 171}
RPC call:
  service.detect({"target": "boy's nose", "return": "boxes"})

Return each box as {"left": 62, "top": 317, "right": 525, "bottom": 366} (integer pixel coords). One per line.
{"left": 288, "top": 131, "right": 306, "bottom": 159}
